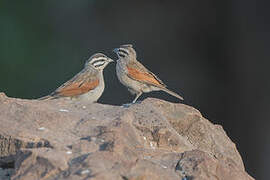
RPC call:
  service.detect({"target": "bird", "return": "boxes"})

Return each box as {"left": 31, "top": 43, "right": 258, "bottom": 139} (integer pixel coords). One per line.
{"left": 113, "top": 44, "right": 183, "bottom": 104}
{"left": 39, "top": 53, "right": 114, "bottom": 102}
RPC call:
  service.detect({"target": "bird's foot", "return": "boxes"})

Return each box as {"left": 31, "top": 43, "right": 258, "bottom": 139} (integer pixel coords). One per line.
{"left": 134, "top": 100, "right": 142, "bottom": 104}
{"left": 121, "top": 103, "right": 132, "bottom": 108}
{"left": 121, "top": 101, "right": 142, "bottom": 108}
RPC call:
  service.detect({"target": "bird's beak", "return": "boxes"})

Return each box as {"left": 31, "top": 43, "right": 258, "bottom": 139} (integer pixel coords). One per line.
{"left": 108, "top": 58, "right": 114, "bottom": 63}
{"left": 113, "top": 48, "right": 119, "bottom": 54}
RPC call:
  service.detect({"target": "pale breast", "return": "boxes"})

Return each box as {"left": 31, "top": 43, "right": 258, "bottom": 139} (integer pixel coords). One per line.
{"left": 77, "top": 72, "right": 104, "bottom": 102}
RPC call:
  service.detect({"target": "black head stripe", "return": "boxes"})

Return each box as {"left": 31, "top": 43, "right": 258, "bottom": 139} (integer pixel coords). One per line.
{"left": 117, "top": 48, "right": 129, "bottom": 58}
{"left": 119, "top": 54, "right": 125, "bottom": 58}
{"left": 118, "top": 48, "right": 129, "bottom": 55}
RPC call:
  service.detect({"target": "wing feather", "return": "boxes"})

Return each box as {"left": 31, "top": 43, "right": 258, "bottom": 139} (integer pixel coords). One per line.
{"left": 53, "top": 79, "right": 99, "bottom": 97}
{"left": 51, "top": 68, "right": 99, "bottom": 97}
{"left": 126, "top": 61, "right": 166, "bottom": 88}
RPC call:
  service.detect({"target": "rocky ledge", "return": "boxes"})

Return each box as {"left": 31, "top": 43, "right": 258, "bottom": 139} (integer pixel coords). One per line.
{"left": 0, "top": 92, "right": 253, "bottom": 180}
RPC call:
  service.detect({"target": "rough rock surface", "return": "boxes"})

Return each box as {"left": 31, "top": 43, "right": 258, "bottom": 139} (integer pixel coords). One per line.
{"left": 0, "top": 92, "right": 253, "bottom": 180}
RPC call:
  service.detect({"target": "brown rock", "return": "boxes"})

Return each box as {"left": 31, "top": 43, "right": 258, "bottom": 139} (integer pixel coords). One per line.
{"left": 0, "top": 93, "right": 253, "bottom": 180}
{"left": 175, "top": 150, "right": 254, "bottom": 180}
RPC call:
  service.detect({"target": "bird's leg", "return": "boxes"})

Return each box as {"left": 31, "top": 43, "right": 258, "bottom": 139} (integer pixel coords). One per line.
{"left": 122, "top": 92, "right": 142, "bottom": 108}
{"left": 132, "top": 92, "right": 142, "bottom": 104}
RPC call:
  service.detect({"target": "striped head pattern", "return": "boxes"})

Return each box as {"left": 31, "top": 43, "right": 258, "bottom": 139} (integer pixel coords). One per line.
{"left": 86, "top": 53, "right": 114, "bottom": 70}
{"left": 113, "top": 44, "right": 137, "bottom": 60}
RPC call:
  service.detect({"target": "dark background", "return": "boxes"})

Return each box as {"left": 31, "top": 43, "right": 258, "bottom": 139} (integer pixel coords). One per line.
{"left": 0, "top": 1, "right": 269, "bottom": 179}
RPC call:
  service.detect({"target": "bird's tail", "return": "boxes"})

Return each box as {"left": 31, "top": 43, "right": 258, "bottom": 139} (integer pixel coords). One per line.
{"left": 161, "top": 88, "right": 184, "bottom": 101}
{"left": 38, "top": 95, "right": 54, "bottom": 100}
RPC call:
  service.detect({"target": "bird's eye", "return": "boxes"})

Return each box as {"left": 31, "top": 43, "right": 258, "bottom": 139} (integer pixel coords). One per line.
{"left": 118, "top": 49, "right": 129, "bottom": 55}
{"left": 119, "top": 54, "right": 125, "bottom": 58}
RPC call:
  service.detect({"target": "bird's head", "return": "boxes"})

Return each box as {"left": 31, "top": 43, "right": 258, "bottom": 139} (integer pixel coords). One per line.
{"left": 113, "top": 44, "right": 137, "bottom": 60}
{"left": 86, "top": 53, "right": 114, "bottom": 70}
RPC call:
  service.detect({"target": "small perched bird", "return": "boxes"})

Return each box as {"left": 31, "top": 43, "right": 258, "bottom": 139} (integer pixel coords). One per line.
{"left": 113, "top": 44, "right": 183, "bottom": 103}
{"left": 39, "top": 53, "right": 114, "bottom": 102}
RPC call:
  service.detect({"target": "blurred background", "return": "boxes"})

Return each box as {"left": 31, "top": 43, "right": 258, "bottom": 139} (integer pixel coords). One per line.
{"left": 0, "top": 0, "right": 269, "bottom": 179}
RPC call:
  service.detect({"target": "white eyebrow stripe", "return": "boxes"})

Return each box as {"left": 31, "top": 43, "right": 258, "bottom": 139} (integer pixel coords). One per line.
{"left": 93, "top": 61, "right": 105, "bottom": 66}
{"left": 92, "top": 57, "right": 106, "bottom": 61}
{"left": 119, "top": 48, "right": 129, "bottom": 55}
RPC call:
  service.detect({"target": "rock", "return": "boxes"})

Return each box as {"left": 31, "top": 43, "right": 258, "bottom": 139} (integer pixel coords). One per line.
{"left": 0, "top": 92, "right": 6, "bottom": 99}
{"left": 0, "top": 93, "right": 253, "bottom": 180}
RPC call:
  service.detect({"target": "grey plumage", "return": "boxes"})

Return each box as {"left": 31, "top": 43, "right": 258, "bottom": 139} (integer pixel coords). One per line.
{"left": 114, "top": 44, "right": 183, "bottom": 103}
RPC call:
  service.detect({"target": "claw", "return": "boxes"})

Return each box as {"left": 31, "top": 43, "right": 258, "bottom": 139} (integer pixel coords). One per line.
{"left": 121, "top": 100, "right": 142, "bottom": 108}
{"left": 135, "top": 100, "right": 142, "bottom": 104}
{"left": 121, "top": 103, "right": 132, "bottom": 108}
